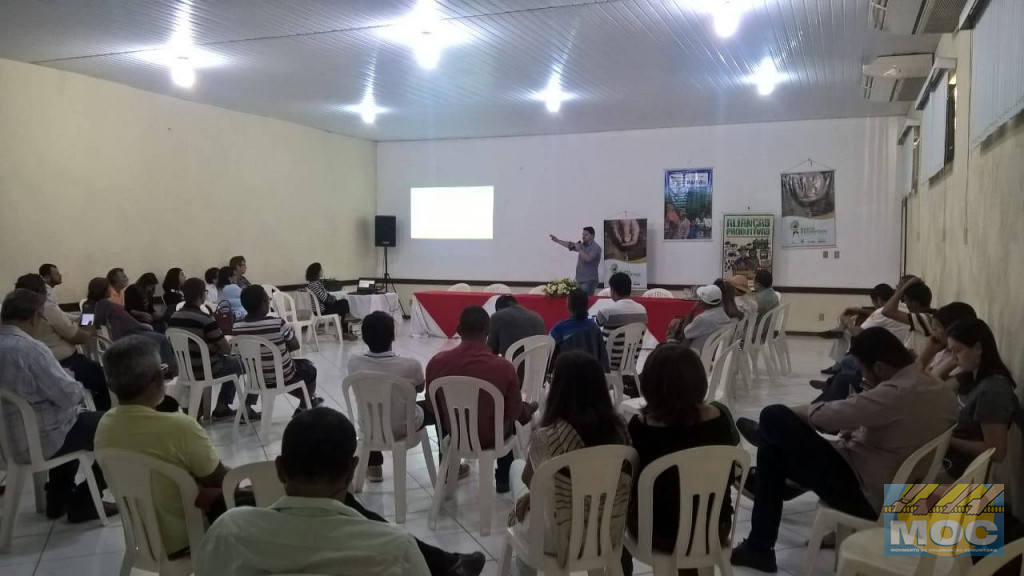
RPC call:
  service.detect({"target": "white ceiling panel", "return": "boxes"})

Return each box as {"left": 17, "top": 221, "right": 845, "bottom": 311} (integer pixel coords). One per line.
{"left": 0, "top": 0, "right": 941, "bottom": 140}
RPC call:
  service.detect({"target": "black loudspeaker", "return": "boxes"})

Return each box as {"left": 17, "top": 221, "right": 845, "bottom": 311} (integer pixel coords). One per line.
{"left": 375, "top": 215, "right": 397, "bottom": 247}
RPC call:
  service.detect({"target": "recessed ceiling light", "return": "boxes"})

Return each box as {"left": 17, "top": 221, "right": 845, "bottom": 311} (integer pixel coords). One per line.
{"left": 170, "top": 56, "right": 195, "bottom": 88}
{"left": 533, "top": 76, "right": 571, "bottom": 113}
{"left": 344, "top": 91, "right": 386, "bottom": 124}
{"left": 751, "top": 59, "right": 784, "bottom": 96}
{"left": 379, "top": 0, "right": 468, "bottom": 71}
{"left": 712, "top": 1, "right": 742, "bottom": 38}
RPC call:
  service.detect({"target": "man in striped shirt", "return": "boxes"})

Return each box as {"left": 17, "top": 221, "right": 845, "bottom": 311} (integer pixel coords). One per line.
{"left": 595, "top": 272, "right": 648, "bottom": 373}
{"left": 233, "top": 285, "right": 321, "bottom": 414}
{"left": 167, "top": 278, "right": 251, "bottom": 421}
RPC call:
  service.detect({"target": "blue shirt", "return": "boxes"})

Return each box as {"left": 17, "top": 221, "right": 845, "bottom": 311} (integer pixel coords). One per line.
{"left": 218, "top": 284, "right": 245, "bottom": 319}
{"left": 550, "top": 317, "right": 599, "bottom": 344}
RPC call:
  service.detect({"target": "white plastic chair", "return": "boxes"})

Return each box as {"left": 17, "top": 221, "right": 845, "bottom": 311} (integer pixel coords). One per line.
{"left": 342, "top": 371, "right": 438, "bottom": 523}
{"left": 769, "top": 302, "right": 792, "bottom": 375}
{"left": 428, "top": 376, "right": 519, "bottom": 536}
{"left": 528, "top": 285, "right": 547, "bottom": 295}
{"left": 81, "top": 333, "right": 114, "bottom": 364}
{"left": 230, "top": 335, "right": 313, "bottom": 447}
{"left": 0, "top": 390, "right": 108, "bottom": 552}
{"left": 642, "top": 288, "right": 674, "bottom": 299}
{"left": 484, "top": 283, "right": 511, "bottom": 293}
{"left": 79, "top": 298, "right": 88, "bottom": 311}
{"left": 300, "top": 289, "right": 345, "bottom": 343}
{"left": 625, "top": 446, "right": 751, "bottom": 576}
{"left": 597, "top": 288, "right": 612, "bottom": 297}
{"left": 505, "top": 335, "right": 555, "bottom": 405}
{"left": 802, "top": 424, "right": 957, "bottom": 576}
{"left": 272, "top": 291, "right": 319, "bottom": 353}
{"left": 497, "top": 445, "right": 639, "bottom": 576}
{"left": 605, "top": 323, "right": 646, "bottom": 407}
{"left": 699, "top": 320, "right": 739, "bottom": 375}
{"left": 96, "top": 448, "right": 204, "bottom": 576}
{"left": 745, "top": 307, "right": 782, "bottom": 383}
{"left": 262, "top": 284, "right": 281, "bottom": 313}
{"left": 166, "top": 328, "right": 242, "bottom": 421}
{"left": 222, "top": 461, "right": 285, "bottom": 509}
{"left": 447, "top": 283, "right": 472, "bottom": 292}
{"left": 733, "top": 310, "right": 760, "bottom": 391}
{"left": 835, "top": 448, "right": 995, "bottom": 576}
{"left": 706, "top": 341, "right": 740, "bottom": 407}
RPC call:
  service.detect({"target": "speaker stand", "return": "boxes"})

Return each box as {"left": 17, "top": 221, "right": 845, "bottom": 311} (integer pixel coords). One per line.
{"left": 381, "top": 246, "right": 409, "bottom": 319}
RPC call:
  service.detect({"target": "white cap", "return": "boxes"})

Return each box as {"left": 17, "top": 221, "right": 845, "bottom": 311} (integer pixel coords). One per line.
{"left": 697, "top": 284, "right": 723, "bottom": 305}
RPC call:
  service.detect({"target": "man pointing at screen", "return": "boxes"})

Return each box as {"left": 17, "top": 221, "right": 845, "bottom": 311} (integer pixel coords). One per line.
{"left": 550, "top": 226, "right": 602, "bottom": 295}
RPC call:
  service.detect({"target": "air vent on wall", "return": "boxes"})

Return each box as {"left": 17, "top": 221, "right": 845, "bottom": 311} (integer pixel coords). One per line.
{"left": 861, "top": 54, "right": 933, "bottom": 102}
{"left": 869, "top": 0, "right": 971, "bottom": 34}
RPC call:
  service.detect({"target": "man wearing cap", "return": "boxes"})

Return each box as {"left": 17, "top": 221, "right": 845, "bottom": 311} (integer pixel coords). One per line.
{"left": 682, "top": 284, "right": 733, "bottom": 354}
{"left": 729, "top": 274, "right": 758, "bottom": 320}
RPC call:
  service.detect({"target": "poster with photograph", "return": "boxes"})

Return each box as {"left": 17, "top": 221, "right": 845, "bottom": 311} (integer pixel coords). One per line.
{"left": 780, "top": 169, "right": 836, "bottom": 247}
{"left": 722, "top": 214, "right": 774, "bottom": 284}
{"left": 664, "top": 168, "right": 713, "bottom": 241}
{"left": 604, "top": 218, "right": 648, "bottom": 290}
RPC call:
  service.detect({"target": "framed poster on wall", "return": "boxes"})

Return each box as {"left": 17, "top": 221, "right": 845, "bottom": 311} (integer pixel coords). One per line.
{"left": 722, "top": 214, "right": 774, "bottom": 284}
{"left": 664, "top": 168, "right": 713, "bottom": 241}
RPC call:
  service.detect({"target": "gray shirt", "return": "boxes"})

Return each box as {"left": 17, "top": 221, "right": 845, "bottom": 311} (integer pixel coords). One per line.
{"left": 488, "top": 304, "right": 546, "bottom": 356}
{"left": 683, "top": 306, "right": 732, "bottom": 354}
{"left": 572, "top": 241, "right": 602, "bottom": 284}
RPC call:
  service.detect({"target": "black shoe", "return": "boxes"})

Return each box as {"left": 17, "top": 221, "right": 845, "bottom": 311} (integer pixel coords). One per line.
{"left": 45, "top": 487, "right": 67, "bottom": 519}
{"left": 809, "top": 379, "right": 829, "bottom": 390}
{"left": 496, "top": 477, "right": 511, "bottom": 494}
{"left": 447, "top": 551, "right": 486, "bottom": 576}
{"left": 737, "top": 417, "right": 763, "bottom": 448}
{"left": 311, "top": 396, "right": 325, "bottom": 408}
{"left": 816, "top": 330, "right": 843, "bottom": 340}
{"left": 67, "top": 501, "right": 119, "bottom": 524}
{"left": 743, "top": 468, "right": 809, "bottom": 502}
{"left": 730, "top": 540, "right": 778, "bottom": 573}
{"left": 820, "top": 365, "right": 840, "bottom": 375}
{"left": 211, "top": 406, "right": 237, "bottom": 421}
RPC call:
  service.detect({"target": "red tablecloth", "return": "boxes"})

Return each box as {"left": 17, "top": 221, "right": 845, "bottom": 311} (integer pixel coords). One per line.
{"left": 413, "top": 291, "right": 697, "bottom": 341}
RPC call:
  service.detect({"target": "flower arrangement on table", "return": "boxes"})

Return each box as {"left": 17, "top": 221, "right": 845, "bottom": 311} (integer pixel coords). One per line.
{"left": 542, "top": 278, "right": 580, "bottom": 297}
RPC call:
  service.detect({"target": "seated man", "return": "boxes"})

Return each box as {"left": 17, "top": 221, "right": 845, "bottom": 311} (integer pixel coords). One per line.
{"left": 487, "top": 295, "right": 545, "bottom": 357}
{"left": 106, "top": 267, "right": 129, "bottom": 307}
{"left": 752, "top": 269, "right": 780, "bottom": 328}
{"left": 346, "top": 311, "right": 450, "bottom": 484}
{"left": 730, "top": 327, "right": 958, "bottom": 572}
{"left": 167, "top": 278, "right": 254, "bottom": 421}
{"left": 96, "top": 336, "right": 234, "bottom": 558}
{"left": 196, "top": 408, "right": 485, "bottom": 576}
{"left": 681, "top": 284, "right": 732, "bottom": 353}
{"left": 549, "top": 288, "right": 609, "bottom": 371}
{"left": 232, "top": 285, "right": 320, "bottom": 414}
{"left": 880, "top": 276, "right": 935, "bottom": 354}
{"left": 595, "top": 272, "right": 648, "bottom": 371}
{"left": 425, "top": 306, "right": 538, "bottom": 493}
{"left": 0, "top": 289, "right": 115, "bottom": 522}
{"left": 15, "top": 273, "right": 111, "bottom": 410}
{"left": 39, "top": 263, "right": 62, "bottom": 306}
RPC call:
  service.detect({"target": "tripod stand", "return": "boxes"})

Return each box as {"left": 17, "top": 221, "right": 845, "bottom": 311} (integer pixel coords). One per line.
{"left": 381, "top": 246, "right": 409, "bottom": 319}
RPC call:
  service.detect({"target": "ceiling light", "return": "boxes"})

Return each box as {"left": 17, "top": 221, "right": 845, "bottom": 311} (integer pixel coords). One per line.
{"left": 751, "top": 59, "right": 783, "bottom": 96}
{"left": 533, "top": 77, "right": 571, "bottom": 114}
{"left": 344, "top": 91, "right": 386, "bottom": 124}
{"left": 414, "top": 33, "right": 442, "bottom": 70}
{"left": 170, "top": 57, "right": 195, "bottom": 88}
{"left": 712, "top": 1, "right": 742, "bottom": 38}
{"left": 379, "top": 0, "right": 468, "bottom": 70}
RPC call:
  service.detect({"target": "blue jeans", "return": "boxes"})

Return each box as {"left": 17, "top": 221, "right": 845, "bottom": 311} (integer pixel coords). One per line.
{"left": 579, "top": 280, "right": 598, "bottom": 296}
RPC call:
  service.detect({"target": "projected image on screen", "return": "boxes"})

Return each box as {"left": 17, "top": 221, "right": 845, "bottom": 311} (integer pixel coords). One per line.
{"left": 411, "top": 186, "right": 494, "bottom": 239}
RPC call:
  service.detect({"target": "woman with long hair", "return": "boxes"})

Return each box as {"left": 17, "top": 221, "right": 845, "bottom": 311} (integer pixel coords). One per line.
{"left": 216, "top": 265, "right": 245, "bottom": 319}
{"left": 161, "top": 267, "right": 186, "bottom": 315}
{"left": 87, "top": 277, "right": 177, "bottom": 376}
{"left": 623, "top": 342, "right": 740, "bottom": 576}
{"left": 943, "top": 318, "right": 1020, "bottom": 477}
{"left": 509, "top": 351, "right": 631, "bottom": 575}
{"left": 304, "top": 262, "right": 357, "bottom": 340}
{"left": 124, "top": 272, "right": 166, "bottom": 332}
{"left": 921, "top": 301, "right": 977, "bottom": 375}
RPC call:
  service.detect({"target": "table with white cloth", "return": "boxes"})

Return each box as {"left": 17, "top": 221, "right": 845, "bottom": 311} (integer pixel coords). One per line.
{"left": 329, "top": 291, "right": 403, "bottom": 321}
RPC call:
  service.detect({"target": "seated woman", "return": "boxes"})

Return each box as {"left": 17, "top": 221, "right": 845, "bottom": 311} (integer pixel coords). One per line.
{"left": 216, "top": 266, "right": 245, "bottom": 320}
{"left": 623, "top": 342, "right": 740, "bottom": 576}
{"left": 87, "top": 277, "right": 177, "bottom": 376}
{"left": 161, "top": 267, "right": 186, "bottom": 317}
{"left": 204, "top": 267, "right": 220, "bottom": 309}
{"left": 305, "top": 262, "right": 357, "bottom": 340}
{"left": 548, "top": 288, "right": 608, "bottom": 371}
{"left": 124, "top": 272, "right": 167, "bottom": 333}
{"left": 920, "top": 301, "right": 976, "bottom": 376}
{"left": 508, "top": 351, "right": 631, "bottom": 575}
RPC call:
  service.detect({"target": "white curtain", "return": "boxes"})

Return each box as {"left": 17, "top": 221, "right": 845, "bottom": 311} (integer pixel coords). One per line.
{"left": 921, "top": 72, "right": 949, "bottom": 181}
{"left": 970, "top": 0, "right": 1024, "bottom": 148}
{"left": 899, "top": 136, "right": 916, "bottom": 194}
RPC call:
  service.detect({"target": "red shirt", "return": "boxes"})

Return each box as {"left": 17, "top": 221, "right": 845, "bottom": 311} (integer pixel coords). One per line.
{"left": 425, "top": 340, "right": 523, "bottom": 449}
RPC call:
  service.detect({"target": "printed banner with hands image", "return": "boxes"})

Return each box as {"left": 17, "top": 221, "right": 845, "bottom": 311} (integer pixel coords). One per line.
{"left": 664, "top": 168, "right": 713, "bottom": 241}
{"left": 781, "top": 169, "right": 836, "bottom": 247}
{"left": 604, "top": 218, "right": 647, "bottom": 290}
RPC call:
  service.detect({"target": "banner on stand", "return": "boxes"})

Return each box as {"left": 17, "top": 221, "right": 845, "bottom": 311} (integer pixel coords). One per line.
{"left": 781, "top": 169, "right": 836, "bottom": 247}
{"left": 722, "top": 214, "right": 774, "bottom": 283}
{"left": 604, "top": 218, "right": 648, "bottom": 290}
{"left": 664, "top": 168, "right": 713, "bottom": 240}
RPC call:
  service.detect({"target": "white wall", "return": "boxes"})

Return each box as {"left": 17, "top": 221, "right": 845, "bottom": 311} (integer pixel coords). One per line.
{"left": 377, "top": 116, "right": 903, "bottom": 287}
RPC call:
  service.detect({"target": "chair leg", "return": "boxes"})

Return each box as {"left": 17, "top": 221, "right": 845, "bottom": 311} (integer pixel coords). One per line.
{"left": 33, "top": 471, "right": 46, "bottom": 513}
{"left": 394, "top": 444, "right": 408, "bottom": 524}
{"left": 333, "top": 318, "right": 344, "bottom": 342}
{"left": 429, "top": 449, "right": 453, "bottom": 530}
{"left": 802, "top": 512, "right": 830, "bottom": 576}
{"left": 479, "top": 452, "right": 495, "bottom": 536}
{"left": 259, "top": 393, "right": 274, "bottom": 447}
{"left": 187, "top": 384, "right": 202, "bottom": 419}
{"left": 1, "top": 466, "right": 27, "bottom": 552}
{"left": 309, "top": 324, "right": 320, "bottom": 352}
{"left": 497, "top": 535, "right": 515, "bottom": 576}
{"left": 420, "top": 431, "right": 437, "bottom": 486}
{"left": 352, "top": 442, "right": 370, "bottom": 494}
{"left": 80, "top": 456, "right": 108, "bottom": 526}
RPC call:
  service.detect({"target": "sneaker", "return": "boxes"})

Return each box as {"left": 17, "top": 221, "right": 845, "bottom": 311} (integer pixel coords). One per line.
{"left": 211, "top": 406, "right": 237, "bottom": 421}
{"left": 809, "top": 379, "right": 829, "bottom": 390}
{"left": 447, "top": 551, "right": 486, "bottom": 576}
{"left": 730, "top": 540, "right": 778, "bottom": 573}
{"left": 367, "top": 465, "right": 384, "bottom": 483}
{"left": 737, "top": 417, "right": 763, "bottom": 448}
{"left": 67, "top": 501, "right": 120, "bottom": 524}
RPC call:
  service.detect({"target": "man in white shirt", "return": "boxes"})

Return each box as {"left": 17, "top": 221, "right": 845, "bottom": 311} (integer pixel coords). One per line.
{"left": 39, "top": 263, "right": 62, "bottom": 306}
{"left": 682, "top": 284, "right": 732, "bottom": 353}
{"left": 594, "top": 272, "right": 648, "bottom": 378}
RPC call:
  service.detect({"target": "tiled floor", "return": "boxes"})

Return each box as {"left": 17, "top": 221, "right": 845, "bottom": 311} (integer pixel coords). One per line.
{"left": 2, "top": 328, "right": 843, "bottom": 575}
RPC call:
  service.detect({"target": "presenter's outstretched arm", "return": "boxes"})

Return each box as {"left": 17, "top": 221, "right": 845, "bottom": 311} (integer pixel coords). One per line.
{"left": 549, "top": 234, "right": 575, "bottom": 250}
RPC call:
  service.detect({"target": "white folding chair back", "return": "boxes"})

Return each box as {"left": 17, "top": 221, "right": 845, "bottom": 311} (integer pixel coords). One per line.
{"left": 301, "top": 290, "right": 344, "bottom": 342}
{"left": 428, "top": 376, "right": 518, "bottom": 536}
{"left": 79, "top": 298, "right": 88, "bottom": 311}
{"left": 262, "top": 285, "right": 281, "bottom": 312}
{"left": 505, "top": 335, "right": 555, "bottom": 405}
{"left": 447, "top": 283, "right": 471, "bottom": 292}
{"left": 734, "top": 307, "right": 763, "bottom": 390}
{"left": 222, "top": 461, "right": 285, "bottom": 509}
{"left": 497, "top": 445, "right": 640, "bottom": 576}
{"left": 802, "top": 425, "right": 956, "bottom": 576}
{"left": 166, "top": 328, "right": 241, "bottom": 421}
{"left": 706, "top": 341, "right": 740, "bottom": 406}
{"left": 605, "top": 322, "right": 646, "bottom": 377}
{"left": 625, "top": 446, "right": 751, "bottom": 575}
{"left": 528, "top": 285, "right": 547, "bottom": 295}
{"left": 642, "top": 288, "right": 674, "bottom": 299}
{"left": 746, "top": 306, "right": 781, "bottom": 382}
{"left": 96, "top": 448, "right": 203, "bottom": 576}
{"left": 835, "top": 448, "right": 996, "bottom": 576}
{"left": 82, "top": 334, "right": 114, "bottom": 364}
{"left": 272, "top": 291, "right": 319, "bottom": 353}
{"left": 769, "top": 302, "right": 792, "bottom": 375}
{"left": 700, "top": 320, "right": 738, "bottom": 375}
{"left": 231, "top": 335, "right": 312, "bottom": 446}
{"left": 596, "top": 288, "right": 612, "bottom": 297}
{"left": 484, "top": 283, "right": 511, "bottom": 293}
{"left": 0, "top": 390, "right": 108, "bottom": 552}
{"left": 342, "top": 371, "right": 437, "bottom": 523}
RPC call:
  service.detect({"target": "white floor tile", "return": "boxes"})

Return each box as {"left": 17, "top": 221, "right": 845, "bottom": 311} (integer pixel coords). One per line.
{"left": 41, "top": 524, "right": 125, "bottom": 561}
{"left": 35, "top": 551, "right": 125, "bottom": 576}
{"left": 0, "top": 534, "right": 48, "bottom": 567}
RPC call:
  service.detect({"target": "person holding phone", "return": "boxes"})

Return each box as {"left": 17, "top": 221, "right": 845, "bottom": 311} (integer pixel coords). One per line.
{"left": 14, "top": 274, "right": 111, "bottom": 410}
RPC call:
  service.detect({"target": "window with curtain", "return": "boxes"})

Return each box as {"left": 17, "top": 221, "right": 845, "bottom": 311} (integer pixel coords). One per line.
{"left": 899, "top": 127, "right": 920, "bottom": 195}
{"left": 970, "top": 0, "right": 1024, "bottom": 148}
{"left": 921, "top": 72, "right": 951, "bottom": 180}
